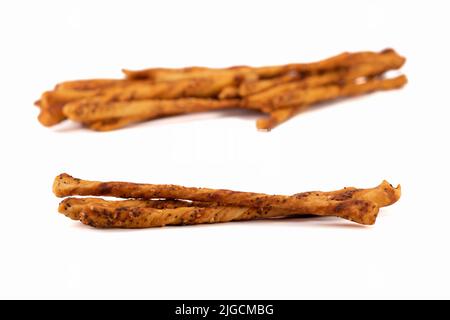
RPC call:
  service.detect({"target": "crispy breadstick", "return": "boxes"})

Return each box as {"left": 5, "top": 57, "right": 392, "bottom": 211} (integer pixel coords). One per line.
{"left": 59, "top": 179, "right": 398, "bottom": 221}
{"left": 36, "top": 49, "right": 407, "bottom": 130}
{"left": 59, "top": 197, "right": 197, "bottom": 220}
{"left": 239, "top": 72, "right": 301, "bottom": 97}
{"left": 38, "top": 80, "right": 136, "bottom": 126}
{"left": 63, "top": 98, "right": 240, "bottom": 122}
{"left": 80, "top": 76, "right": 239, "bottom": 102}
{"left": 266, "top": 75, "right": 407, "bottom": 111}
{"left": 40, "top": 77, "right": 235, "bottom": 126}
{"left": 123, "top": 49, "right": 403, "bottom": 81}
{"left": 74, "top": 199, "right": 374, "bottom": 228}
{"left": 256, "top": 75, "right": 407, "bottom": 130}
{"left": 253, "top": 49, "right": 402, "bottom": 78}
{"left": 37, "top": 89, "right": 98, "bottom": 126}
{"left": 246, "top": 51, "right": 406, "bottom": 110}
{"left": 123, "top": 66, "right": 256, "bottom": 82}
{"left": 245, "top": 71, "right": 346, "bottom": 109}
{"left": 121, "top": 52, "right": 352, "bottom": 81}
{"left": 55, "top": 79, "right": 125, "bottom": 91}
{"left": 53, "top": 174, "right": 400, "bottom": 225}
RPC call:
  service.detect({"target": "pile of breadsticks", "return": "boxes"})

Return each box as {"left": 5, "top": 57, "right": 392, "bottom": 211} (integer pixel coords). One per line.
{"left": 54, "top": 174, "right": 401, "bottom": 228}
{"left": 36, "top": 49, "right": 406, "bottom": 131}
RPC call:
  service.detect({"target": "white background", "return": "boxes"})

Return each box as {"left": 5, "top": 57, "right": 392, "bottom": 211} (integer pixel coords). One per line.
{"left": 0, "top": 0, "right": 449, "bottom": 299}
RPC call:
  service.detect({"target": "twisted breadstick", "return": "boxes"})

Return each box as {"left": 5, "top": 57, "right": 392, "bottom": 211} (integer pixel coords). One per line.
{"left": 54, "top": 174, "right": 400, "bottom": 225}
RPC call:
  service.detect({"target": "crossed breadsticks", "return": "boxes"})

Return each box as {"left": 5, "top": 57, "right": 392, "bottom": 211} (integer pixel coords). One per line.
{"left": 36, "top": 48, "right": 406, "bottom": 131}
{"left": 54, "top": 174, "right": 401, "bottom": 228}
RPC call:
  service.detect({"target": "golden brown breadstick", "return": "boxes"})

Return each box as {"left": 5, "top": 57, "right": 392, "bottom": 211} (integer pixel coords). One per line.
{"left": 122, "top": 66, "right": 256, "bottom": 82}
{"left": 37, "top": 89, "right": 98, "bottom": 126}
{"left": 38, "top": 80, "right": 135, "bottom": 126}
{"left": 74, "top": 198, "right": 374, "bottom": 228}
{"left": 123, "top": 49, "right": 403, "bottom": 81}
{"left": 121, "top": 51, "right": 353, "bottom": 81}
{"left": 268, "top": 75, "right": 407, "bottom": 110}
{"left": 59, "top": 179, "right": 398, "bottom": 222}
{"left": 238, "top": 72, "right": 301, "bottom": 97}
{"left": 53, "top": 174, "right": 400, "bottom": 225}
{"left": 246, "top": 51, "right": 406, "bottom": 110}
{"left": 55, "top": 79, "right": 125, "bottom": 91}
{"left": 256, "top": 75, "right": 407, "bottom": 129}
{"left": 63, "top": 98, "right": 240, "bottom": 122}
{"left": 83, "top": 76, "right": 239, "bottom": 102}
{"left": 59, "top": 197, "right": 197, "bottom": 220}
{"left": 36, "top": 48, "right": 407, "bottom": 130}
{"left": 245, "top": 71, "right": 346, "bottom": 109}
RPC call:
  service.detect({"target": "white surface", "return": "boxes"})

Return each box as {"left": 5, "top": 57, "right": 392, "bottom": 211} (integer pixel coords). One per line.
{"left": 0, "top": 0, "right": 449, "bottom": 299}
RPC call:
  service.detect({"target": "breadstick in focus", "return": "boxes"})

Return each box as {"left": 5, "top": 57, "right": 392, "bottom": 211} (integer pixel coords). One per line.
{"left": 53, "top": 174, "right": 400, "bottom": 225}
{"left": 74, "top": 199, "right": 374, "bottom": 228}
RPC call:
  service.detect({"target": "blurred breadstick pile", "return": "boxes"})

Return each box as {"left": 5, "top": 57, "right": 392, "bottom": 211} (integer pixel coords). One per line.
{"left": 36, "top": 49, "right": 406, "bottom": 131}
{"left": 54, "top": 173, "right": 400, "bottom": 228}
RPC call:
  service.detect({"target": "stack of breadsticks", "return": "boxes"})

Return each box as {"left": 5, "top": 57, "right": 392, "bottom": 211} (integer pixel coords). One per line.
{"left": 36, "top": 49, "right": 407, "bottom": 131}
{"left": 54, "top": 174, "right": 401, "bottom": 228}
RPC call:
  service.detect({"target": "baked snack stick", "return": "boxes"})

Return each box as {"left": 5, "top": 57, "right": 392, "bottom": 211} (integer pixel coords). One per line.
{"left": 240, "top": 49, "right": 404, "bottom": 97}
{"left": 122, "top": 49, "right": 403, "bottom": 82}
{"left": 245, "top": 52, "right": 406, "bottom": 110}
{"left": 256, "top": 75, "right": 407, "bottom": 130}
{"left": 53, "top": 174, "right": 400, "bottom": 225}
{"left": 270, "top": 75, "right": 407, "bottom": 110}
{"left": 58, "top": 181, "right": 400, "bottom": 227}
{"left": 73, "top": 199, "right": 375, "bottom": 228}
{"left": 37, "top": 77, "right": 237, "bottom": 126}
{"left": 121, "top": 52, "right": 353, "bottom": 80}
{"left": 63, "top": 98, "right": 240, "bottom": 122}
{"left": 55, "top": 79, "right": 125, "bottom": 91}
{"left": 59, "top": 198, "right": 198, "bottom": 220}
{"left": 36, "top": 80, "right": 132, "bottom": 126}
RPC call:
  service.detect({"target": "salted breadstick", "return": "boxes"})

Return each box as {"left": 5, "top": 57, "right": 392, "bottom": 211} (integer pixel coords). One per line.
{"left": 266, "top": 75, "right": 407, "bottom": 111}
{"left": 239, "top": 72, "right": 301, "bottom": 97}
{"left": 55, "top": 79, "right": 125, "bottom": 91}
{"left": 256, "top": 75, "right": 407, "bottom": 130}
{"left": 37, "top": 89, "right": 98, "bottom": 126}
{"left": 245, "top": 71, "right": 345, "bottom": 109}
{"left": 53, "top": 174, "right": 400, "bottom": 225}
{"left": 74, "top": 199, "right": 374, "bottom": 228}
{"left": 63, "top": 98, "right": 240, "bottom": 122}
{"left": 59, "top": 197, "right": 197, "bottom": 220}
{"left": 246, "top": 51, "right": 406, "bottom": 110}
{"left": 39, "top": 77, "right": 235, "bottom": 126}
{"left": 122, "top": 66, "right": 256, "bottom": 82}
{"left": 123, "top": 49, "right": 403, "bottom": 81}
{"left": 59, "top": 179, "right": 398, "bottom": 221}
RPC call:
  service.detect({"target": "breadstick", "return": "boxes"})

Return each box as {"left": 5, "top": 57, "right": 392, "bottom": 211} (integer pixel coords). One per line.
{"left": 59, "top": 197, "right": 197, "bottom": 220}
{"left": 53, "top": 174, "right": 400, "bottom": 225}
{"left": 63, "top": 98, "right": 240, "bottom": 122}
{"left": 74, "top": 199, "right": 375, "bottom": 228}
{"left": 256, "top": 75, "right": 407, "bottom": 129}
{"left": 239, "top": 72, "right": 301, "bottom": 97}
{"left": 55, "top": 79, "right": 125, "bottom": 91}
{"left": 268, "top": 75, "right": 408, "bottom": 111}
{"left": 123, "top": 49, "right": 403, "bottom": 81}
